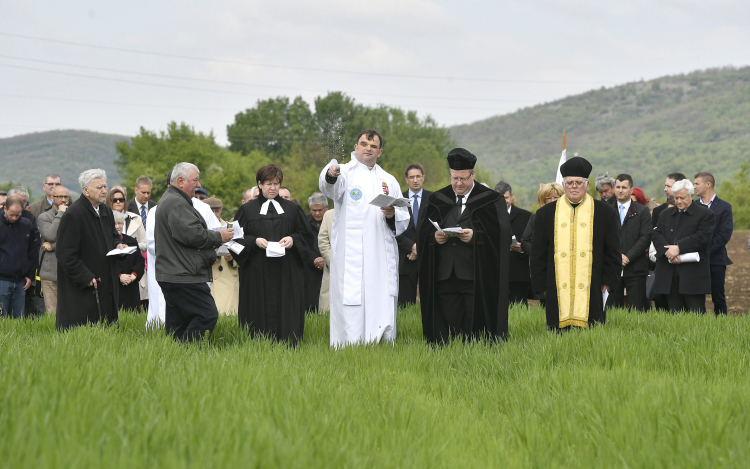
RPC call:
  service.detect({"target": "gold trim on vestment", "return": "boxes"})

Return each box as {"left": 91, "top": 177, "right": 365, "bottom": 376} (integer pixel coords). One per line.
{"left": 554, "top": 194, "right": 595, "bottom": 328}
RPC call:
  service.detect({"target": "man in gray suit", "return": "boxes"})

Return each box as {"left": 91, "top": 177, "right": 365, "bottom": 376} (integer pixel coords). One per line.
{"left": 36, "top": 185, "right": 70, "bottom": 314}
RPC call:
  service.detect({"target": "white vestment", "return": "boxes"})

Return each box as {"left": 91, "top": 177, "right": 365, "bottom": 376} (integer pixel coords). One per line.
{"left": 145, "top": 197, "right": 221, "bottom": 328}
{"left": 319, "top": 154, "right": 410, "bottom": 347}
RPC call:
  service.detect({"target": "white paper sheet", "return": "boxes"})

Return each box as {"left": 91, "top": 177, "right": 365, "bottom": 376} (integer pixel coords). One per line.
{"left": 429, "top": 218, "right": 463, "bottom": 237}
{"left": 266, "top": 241, "right": 285, "bottom": 257}
{"left": 107, "top": 246, "right": 138, "bottom": 256}
{"left": 211, "top": 225, "right": 244, "bottom": 240}
{"left": 602, "top": 289, "right": 609, "bottom": 312}
{"left": 369, "top": 194, "right": 411, "bottom": 208}
{"left": 226, "top": 241, "right": 244, "bottom": 255}
{"left": 678, "top": 252, "right": 700, "bottom": 263}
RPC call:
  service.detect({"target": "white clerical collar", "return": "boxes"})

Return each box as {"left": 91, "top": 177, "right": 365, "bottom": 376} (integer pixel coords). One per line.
{"left": 409, "top": 189, "right": 423, "bottom": 199}
{"left": 618, "top": 200, "right": 632, "bottom": 211}
{"left": 260, "top": 198, "right": 284, "bottom": 215}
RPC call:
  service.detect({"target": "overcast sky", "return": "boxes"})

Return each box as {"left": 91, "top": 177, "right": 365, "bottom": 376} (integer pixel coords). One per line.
{"left": 1, "top": 0, "right": 749, "bottom": 145}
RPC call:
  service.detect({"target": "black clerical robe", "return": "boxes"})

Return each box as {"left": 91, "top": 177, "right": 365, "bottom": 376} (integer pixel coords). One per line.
{"left": 117, "top": 233, "right": 145, "bottom": 312}
{"left": 56, "top": 196, "right": 120, "bottom": 330}
{"left": 233, "top": 195, "right": 315, "bottom": 346}
{"left": 303, "top": 213, "right": 323, "bottom": 312}
{"left": 418, "top": 183, "right": 512, "bottom": 343}
{"left": 530, "top": 197, "right": 621, "bottom": 330}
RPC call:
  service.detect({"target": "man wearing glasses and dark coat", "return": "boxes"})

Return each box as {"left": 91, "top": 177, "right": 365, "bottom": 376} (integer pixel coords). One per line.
{"left": 531, "top": 157, "right": 621, "bottom": 331}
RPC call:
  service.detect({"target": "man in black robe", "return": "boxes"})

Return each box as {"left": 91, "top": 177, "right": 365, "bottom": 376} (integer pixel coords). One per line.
{"left": 495, "top": 181, "right": 533, "bottom": 306}
{"left": 303, "top": 192, "right": 328, "bottom": 313}
{"left": 56, "top": 169, "right": 129, "bottom": 330}
{"left": 418, "top": 148, "right": 512, "bottom": 344}
{"left": 531, "top": 157, "right": 621, "bottom": 331}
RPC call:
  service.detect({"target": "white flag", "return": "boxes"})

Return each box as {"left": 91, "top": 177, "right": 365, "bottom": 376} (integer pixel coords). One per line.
{"left": 555, "top": 149, "right": 567, "bottom": 185}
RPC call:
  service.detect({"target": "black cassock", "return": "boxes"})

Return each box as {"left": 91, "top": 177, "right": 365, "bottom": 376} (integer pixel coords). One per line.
{"left": 302, "top": 214, "right": 323, "bottom": 312}
{"left": 117, "top": 233, "right": 145, "bottom": 312}
{"left": 56, "top": 196, "right": 120, "bottom": 330}
{"left": 233, "top": 195, "right": 315, "bottom": 346}
{"left": 530, "top": 198, "right": 621, "bottom": 330}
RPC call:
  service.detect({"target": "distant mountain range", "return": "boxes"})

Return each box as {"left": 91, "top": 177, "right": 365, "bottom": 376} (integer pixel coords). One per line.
{"left": 450, "top": 66, "right": 750, "bottom": 207}
{"left": 3, "top": 66, "right": 748, "bottom": 208}
{"left": 0, "top": 130, "right": 130, "bottom": 199}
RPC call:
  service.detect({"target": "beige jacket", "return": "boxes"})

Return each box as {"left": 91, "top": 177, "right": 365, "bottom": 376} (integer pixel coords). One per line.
{"left": 210, "top": 218, "right": 239, "bottom": 315}
{"left": 317, "top": 209, "right": 334, "bottom": 312}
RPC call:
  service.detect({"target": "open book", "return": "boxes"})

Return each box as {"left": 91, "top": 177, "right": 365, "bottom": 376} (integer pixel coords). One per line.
{"left": 369, "top": 194, "right": 411, "bottom": 208}
{"left": 429, "top": 219, "right": 463, "bottom": 237}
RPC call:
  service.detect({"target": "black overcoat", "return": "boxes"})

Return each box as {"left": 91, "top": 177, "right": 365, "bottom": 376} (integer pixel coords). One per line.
{"left": 56, "top": 196, "right": 120, "bottom": 330}
{"left": 396, "top": 189, "right": 432, "bottom": 275}
{"left": 652, "top": 202, "right": 715, "bottom": 295}
{"left": 418, "top": 184, "right": 511, "bottom": 342}
{"left": 303, "top": 213, "right": 323, "bottom": 312}
{"left": 530, "top": 198, "right": 621, "bottom": 330}
{"left": 616, "top": 201, "right": 652, "bottom": 277}
{"left": 508, "top": 204, "right": 532, "bottom": 282}
{"left": 233, "top": 195, "right": 315, "bottom": 346}
{"left": 117, "top": 233, "right": 145, "bottom": 311}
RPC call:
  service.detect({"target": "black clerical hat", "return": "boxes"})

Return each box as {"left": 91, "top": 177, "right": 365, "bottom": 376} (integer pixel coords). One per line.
{"left": 447, "top": 148, "right": 477, "bottom": 170}
{"left": 560, "top": 156, "right": 592, "bottom": 178}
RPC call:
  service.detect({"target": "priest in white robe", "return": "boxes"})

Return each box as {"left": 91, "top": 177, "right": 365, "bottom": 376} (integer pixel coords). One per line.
{"left": 146, "top": 196, "right": 221, "bottom": 327}
{"left": 319, "top": 129, "right": 410, "bottom": 348}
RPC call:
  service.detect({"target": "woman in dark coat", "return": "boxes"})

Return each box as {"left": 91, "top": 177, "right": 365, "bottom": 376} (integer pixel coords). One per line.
{"left": 56, "top": 169, "right": 124, "bottom": 330}
{"left": 232, "top": 164, "right": 315, "bottom": 346}
{"left": 113, "top": 211, "right": 145, "bottom": 312}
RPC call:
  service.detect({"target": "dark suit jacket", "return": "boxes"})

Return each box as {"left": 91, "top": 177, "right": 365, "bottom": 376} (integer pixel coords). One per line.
{"left": 652, "top": 203, "right": 669, "bottom": 228}
{"left": 614, "top": 201, "right": 652, "bottom": 277}
{"left": 29, "top": 198, "right": 53, "bottom": 218}
{"left": 652, "top": 202, "right": 715, "bottom": 295}
{"left": 508, "top": 204, "right": 532, "bottom": 283}
{"left": 127, "top": 199, "right": 156, "bottom": 216}
{"left": 697, "top": 196, "right": 733, "bottom": 266}
{"left": 396, "top": 189, "right": 432, "bottom": 275}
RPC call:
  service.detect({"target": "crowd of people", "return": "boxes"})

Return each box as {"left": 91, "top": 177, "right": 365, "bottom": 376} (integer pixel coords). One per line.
{"left": 0, "top": 128, "right": 745, "bottom": 347}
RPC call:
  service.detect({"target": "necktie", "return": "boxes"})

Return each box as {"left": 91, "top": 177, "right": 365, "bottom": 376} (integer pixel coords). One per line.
{"left": 140, "top": 205, "right": 147, "bottom": 229}
{"left": 412, "top": 194, "right": 420, "bottom": 228}
{"left": 457, "top": 195, "right": 465, "bottom": 216}
{"left": 619, "top": 204, "right": 626, "bottom": 225}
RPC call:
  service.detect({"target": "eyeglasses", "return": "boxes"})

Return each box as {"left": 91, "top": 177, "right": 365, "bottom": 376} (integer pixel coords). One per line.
{"left": 112, "top": 198, "right": 126, "bottom": 203}
{"left": 450, "top": 176, "right": 472, "bottom": 183}
{"left": 564, "top": 180, "right": 587, "bottom": 187}
{"left": 53, "top": 195, "right": 70, "bottom": 199}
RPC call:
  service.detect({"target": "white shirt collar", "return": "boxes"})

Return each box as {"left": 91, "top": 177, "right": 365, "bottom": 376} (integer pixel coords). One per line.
{"left": 700, "top": 193, "right": 716, "bottom": 207}
{"left": 618, "top": 200, "right": 632, "bottom": 211}
{"left": 507, "top": 205, "right": 512, "bottom": 214}
{"left": 456, "top": 183, "right": 475, "bottom": 202}
{"left": 409, "top": 189, "right": 423, "bottom": 199}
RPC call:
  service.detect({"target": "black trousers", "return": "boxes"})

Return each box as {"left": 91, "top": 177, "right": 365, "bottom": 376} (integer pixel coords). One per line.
{"left": 710, "top": 264, "right": 727, "bottom": 315}
{"left": 434, "top": 274, "right": 474, "bottom": 344}
{"left": 398, "top": 267, "right": 419, "bottom": 307}
{"left": 508, "top": 281, "right": 530, "bottom": 306}
{"left": 609, "top": 275, "right": 649, "bottom": 312}
{"left": 666, "top": 271, "right": 706, "bottom": 314}
{"left": 159, "top": 282, "right": 219, "bottom": 341}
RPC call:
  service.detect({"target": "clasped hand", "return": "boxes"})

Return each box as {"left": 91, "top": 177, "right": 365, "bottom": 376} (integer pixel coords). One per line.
{"left": 256, "top": 236, "right": 293, "bottom": 249}
{"left": 664, "top": 245, "right": 680, "bottom": 262}
{"left": 119, "top": 274, "right": 136, "bottom": 286}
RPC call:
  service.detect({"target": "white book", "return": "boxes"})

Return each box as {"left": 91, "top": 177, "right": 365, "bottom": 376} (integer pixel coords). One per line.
{"left": 369, "top": 194, "right": 410, "bottom": 208}
{"left": 429, "top": 219, "right": 463, "bottom": 237}
{"left": 107, "top": 246, "right": 138, "bottom": 256}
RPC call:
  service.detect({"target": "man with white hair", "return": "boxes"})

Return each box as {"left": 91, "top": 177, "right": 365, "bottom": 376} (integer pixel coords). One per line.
{"left": 55, "top": 169, "right": 129, "bottom": 330}
{"left": 594, "top": 172, "right": 615, "bottom": 203}
{"left": 652, "top": 179, "right": 715, "bottom": 313}
{"left": 154, "top": 162, "right": 233, "bottom": 341}
{"left": 303, "top": 192, "right": 328, "bottom": 312}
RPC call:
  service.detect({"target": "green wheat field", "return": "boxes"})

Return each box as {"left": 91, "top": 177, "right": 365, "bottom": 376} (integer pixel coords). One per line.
{"left": 1, "top": 305, "right": 749, "bottom": 468}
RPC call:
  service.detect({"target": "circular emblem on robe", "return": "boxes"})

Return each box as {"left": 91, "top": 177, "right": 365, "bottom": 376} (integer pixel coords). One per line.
{"left": 580, "top": 252, "right": 586, "bottom": 258}
{"left": 349, "top": 185, "right": 363, "bottom": 206}
{"left": 561, "top": 252, "right": 567, "bottom": 258}
{"left": 562, "top": 283, "right": 568, "bottom": 289}
{"left": 578, "top": 283, "right": 585, "bottom": 290}
{"left": 561, "top": 222, "right": 568, "bottom": 228}
{"left": 381, "top": 181, "right": 390, "bottom": 195}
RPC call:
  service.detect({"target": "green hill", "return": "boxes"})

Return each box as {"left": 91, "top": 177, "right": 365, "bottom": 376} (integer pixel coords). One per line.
{"left": 450, "top": 66, "right": 750, "bottom": 208}
{"left": 0, "top": 130, "right": 130, "bottom": 199}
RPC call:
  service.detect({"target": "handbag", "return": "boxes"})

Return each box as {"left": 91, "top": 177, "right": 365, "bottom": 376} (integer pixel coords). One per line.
{"left": 646, "top": 270, "right": 656, "bottom": 301}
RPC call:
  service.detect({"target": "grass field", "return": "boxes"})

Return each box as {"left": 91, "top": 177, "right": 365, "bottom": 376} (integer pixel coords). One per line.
{"left": 1, "top": 305, "right": 749, "bottom": 468}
